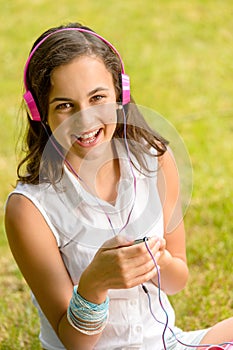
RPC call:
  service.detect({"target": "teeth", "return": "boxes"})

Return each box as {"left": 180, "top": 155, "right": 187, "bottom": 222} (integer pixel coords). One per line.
{"left": 78, "top": 130, "right": 99, "bottom": 140}
{"left": 82, "top": 138, "right": 95, "bottom": 144}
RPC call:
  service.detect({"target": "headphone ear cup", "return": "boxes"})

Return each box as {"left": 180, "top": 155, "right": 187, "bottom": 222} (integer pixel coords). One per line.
{"left": 23, "top": 90, "right": 41, "bottom": 121}
{"left": 121, "top": 74, "right": 130, "bottom": 105}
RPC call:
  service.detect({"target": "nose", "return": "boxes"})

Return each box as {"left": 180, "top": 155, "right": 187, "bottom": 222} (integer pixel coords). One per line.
{"left": 71, "top": 104, "right": 102, "bottom": 132}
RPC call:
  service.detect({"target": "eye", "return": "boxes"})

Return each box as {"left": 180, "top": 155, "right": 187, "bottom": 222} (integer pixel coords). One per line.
{"left": 90, "top": 95, "right": 105, "bottom": 103}
{"left": 55, "top": 102, "right": 74, "bottom": 110}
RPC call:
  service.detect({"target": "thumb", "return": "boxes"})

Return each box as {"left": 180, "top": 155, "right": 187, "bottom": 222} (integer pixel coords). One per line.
{"left": 101, "top": 234, "right": 132, "bottom": 250}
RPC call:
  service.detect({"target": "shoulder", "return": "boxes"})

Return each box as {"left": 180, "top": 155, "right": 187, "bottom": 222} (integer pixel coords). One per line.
{"left": 6, "top": 181, "right": 57, "bottom": 218}
{"left": 5, "top": 193, "right": 45, "bottom": 234}
{"left": 157, "top": 148, "right": 180, "bottom": 206}
{"left": 6, "top": 192, "right": 32, "bottom": 219}
{"left": 5, "top": 183, "right": 58, "bottom": 238}
{"left": 158, "top": 147, "right": 178, "bottom": 178}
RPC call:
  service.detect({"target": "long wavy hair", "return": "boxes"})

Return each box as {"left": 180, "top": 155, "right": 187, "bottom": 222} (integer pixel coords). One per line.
{"left": 18, "top": 22, "right": 168, "bottom": 185}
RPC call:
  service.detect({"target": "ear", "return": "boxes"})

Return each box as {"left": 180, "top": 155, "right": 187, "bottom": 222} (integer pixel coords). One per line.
{"left": 116, "top": 103, "right": 123, "bottom": 110}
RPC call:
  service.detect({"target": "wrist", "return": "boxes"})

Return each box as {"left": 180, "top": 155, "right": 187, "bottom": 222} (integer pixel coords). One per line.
{"left": 157, "top": 249, "right": 172, "bottom": 271}
{"left": 78, "top": 269, "right": 108, "bottom": 304}
{"left": 67, "top": 285, "right": 109, "bottom": 335}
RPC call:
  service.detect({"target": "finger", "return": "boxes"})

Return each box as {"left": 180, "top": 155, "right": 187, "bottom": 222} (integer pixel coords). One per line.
{"left": 130, "top": 262, "right": 159, "bottom": 287}
{"left": 123, "top": 244, "right": 161, "bottom": 273}
{"left": 114, "top": 239, "right": 160, "bottom": 273}
{"left": 101, "top": 234, "right": 132, "bottom": 250}
{"left": 117, "top": 237, "right": 159, "bottom": 260}
{"left": 159, "top": 238, "right": 166, "bottom": 250}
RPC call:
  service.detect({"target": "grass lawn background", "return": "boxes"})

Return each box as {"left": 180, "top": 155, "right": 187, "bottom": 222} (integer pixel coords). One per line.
{"left": 0, "top": 0, "right": 232, "bottom": 348}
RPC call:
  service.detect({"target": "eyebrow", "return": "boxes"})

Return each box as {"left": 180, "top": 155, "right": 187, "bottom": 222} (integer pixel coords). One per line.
{"left": 49, "top": 97, "right": 72, "bottom": 104}
{"left": 49, "top": 87, "right": 109, "bottom": 104}
{"left": 87, "top": 87, "right": 109, "bottom": 97}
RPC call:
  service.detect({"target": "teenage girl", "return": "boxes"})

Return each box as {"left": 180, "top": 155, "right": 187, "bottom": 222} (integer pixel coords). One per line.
{"left": 5, "top": 22, "right": 233, "bottom": 350}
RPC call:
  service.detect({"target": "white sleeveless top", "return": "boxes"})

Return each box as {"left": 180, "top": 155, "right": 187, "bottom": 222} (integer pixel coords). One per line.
{"left": 10, "top": 145, "right": 175, "bottom": 349}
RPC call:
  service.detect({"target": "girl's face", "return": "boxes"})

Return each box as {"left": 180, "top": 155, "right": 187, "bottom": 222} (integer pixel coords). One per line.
{"left": 47, "top": 55, "right": 118, "bottom": 163}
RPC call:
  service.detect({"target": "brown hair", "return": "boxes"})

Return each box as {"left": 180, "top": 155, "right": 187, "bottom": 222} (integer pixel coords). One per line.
{"left": 18, "top": 22, "right": 168, "bottom": 185}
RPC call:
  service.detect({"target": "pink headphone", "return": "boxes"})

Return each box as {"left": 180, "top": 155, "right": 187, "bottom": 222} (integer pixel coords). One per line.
{"left": 23, "top": 28, "right": 131, "bottom": 122}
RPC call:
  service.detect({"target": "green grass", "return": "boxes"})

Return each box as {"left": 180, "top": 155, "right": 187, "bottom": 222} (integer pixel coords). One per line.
{"left": 0, "top": 0, "right": 233, "bottom": 348}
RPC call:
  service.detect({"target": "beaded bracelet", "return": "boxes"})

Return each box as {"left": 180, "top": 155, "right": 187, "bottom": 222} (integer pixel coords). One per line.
{"left": 67, "top": 285, "right": 109, "bottom": 335}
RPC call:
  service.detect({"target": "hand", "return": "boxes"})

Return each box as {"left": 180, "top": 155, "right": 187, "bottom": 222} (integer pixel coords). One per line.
{"left": 155, "top": 238, "right": 173, "bottom": 271}
{"left": 78, "top": 235, "right": 161, "bottom": 303}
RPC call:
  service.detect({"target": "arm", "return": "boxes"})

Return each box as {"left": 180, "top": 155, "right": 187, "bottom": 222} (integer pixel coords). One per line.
{"left": 154, "top": 148, "right": 189, "bottom": 295}
{"left": 5, "top": 194, "right": 102, "bottom": 350}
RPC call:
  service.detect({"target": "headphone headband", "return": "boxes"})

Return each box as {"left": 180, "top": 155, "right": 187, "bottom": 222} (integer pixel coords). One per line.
{"left": 23, "top": 27, "right": 130, "bottom": 121}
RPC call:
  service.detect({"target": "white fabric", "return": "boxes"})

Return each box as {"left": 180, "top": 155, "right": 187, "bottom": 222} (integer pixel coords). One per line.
{"left": 9, "top": 144, "right": 195, "bottom": 349}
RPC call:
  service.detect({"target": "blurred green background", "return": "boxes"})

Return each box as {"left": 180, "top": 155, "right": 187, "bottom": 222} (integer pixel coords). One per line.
{"left": 0, "top": 0, "right": 233, "bottom": 348}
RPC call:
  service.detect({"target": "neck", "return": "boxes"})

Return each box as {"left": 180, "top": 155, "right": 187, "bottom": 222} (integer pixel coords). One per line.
{"left": 66, "top": 142, "right": 120, "bottom": 203}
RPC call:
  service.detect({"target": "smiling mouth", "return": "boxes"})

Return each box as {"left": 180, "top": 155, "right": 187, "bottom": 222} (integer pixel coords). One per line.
{"left": 72, "top": 128, "right": 102, "bottom": 146}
